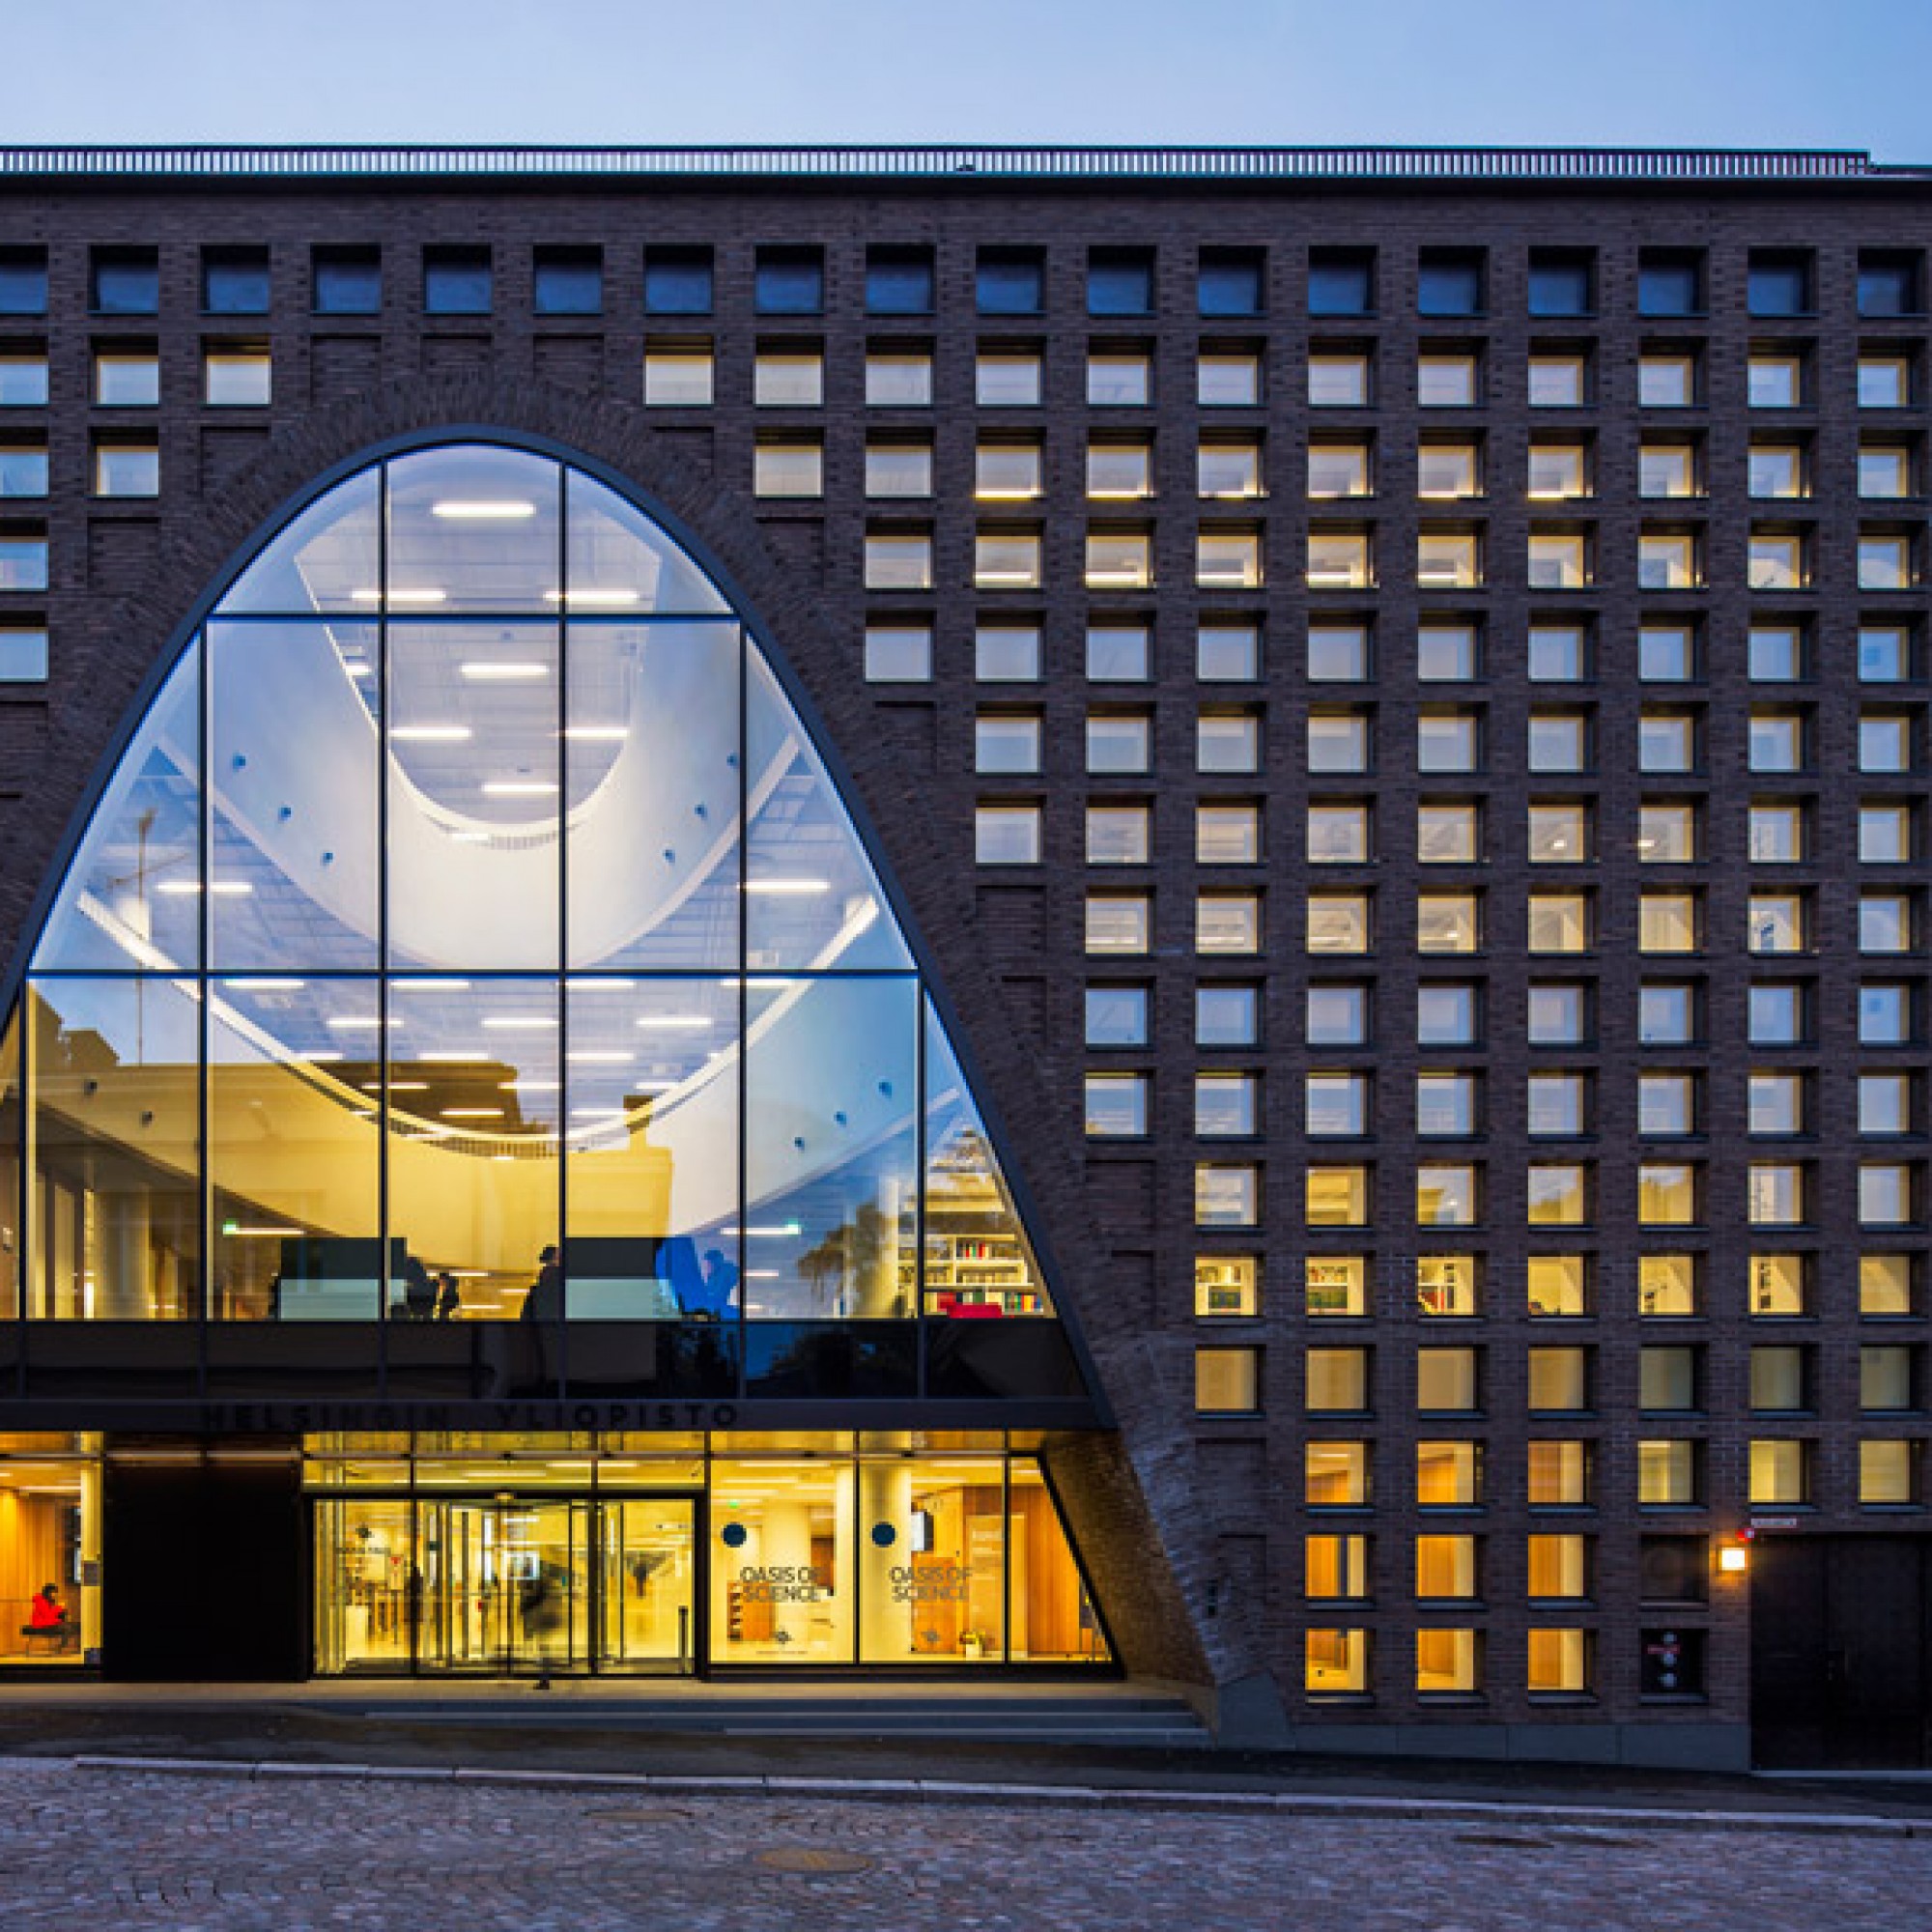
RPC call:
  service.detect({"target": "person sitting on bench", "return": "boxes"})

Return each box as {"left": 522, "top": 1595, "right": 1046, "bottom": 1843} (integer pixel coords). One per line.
{"left": 22, "top": 1581, "right": 70, "bottom": 1647}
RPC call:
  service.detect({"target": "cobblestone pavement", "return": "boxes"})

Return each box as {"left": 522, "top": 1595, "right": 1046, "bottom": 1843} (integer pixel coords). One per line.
{"left": 0, "top": 1759, "right": 1927, "bottom": 1931}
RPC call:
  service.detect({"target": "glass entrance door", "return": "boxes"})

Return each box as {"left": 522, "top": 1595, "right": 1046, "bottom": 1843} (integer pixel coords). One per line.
{"left": 314, "top": 1492, "right": 697, "bottom": 1676}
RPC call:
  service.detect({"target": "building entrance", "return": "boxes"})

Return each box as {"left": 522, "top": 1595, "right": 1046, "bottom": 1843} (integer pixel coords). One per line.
{"left": 313, "top": 1493, "right": 697, "bottom": 1677}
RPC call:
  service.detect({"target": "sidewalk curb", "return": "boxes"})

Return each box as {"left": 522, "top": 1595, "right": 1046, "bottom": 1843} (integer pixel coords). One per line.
{"left": 41, "top": 1753, "right": 1932, "bottom": 1838}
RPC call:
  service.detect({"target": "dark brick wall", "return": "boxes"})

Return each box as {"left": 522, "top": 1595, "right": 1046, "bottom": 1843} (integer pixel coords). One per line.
{"left": 4, "top": 171, "right": 1932, "bottom": 1742}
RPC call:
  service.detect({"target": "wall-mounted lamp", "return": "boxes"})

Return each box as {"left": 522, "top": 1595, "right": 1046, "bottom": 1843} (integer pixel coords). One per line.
{"left": 1718, "top": 1545, "right": 1750, "bottom": 1576}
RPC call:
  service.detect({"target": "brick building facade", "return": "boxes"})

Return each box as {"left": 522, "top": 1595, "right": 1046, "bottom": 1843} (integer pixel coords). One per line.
{"left": 0, "top": 145, "right": 1928, "bottom": 1766}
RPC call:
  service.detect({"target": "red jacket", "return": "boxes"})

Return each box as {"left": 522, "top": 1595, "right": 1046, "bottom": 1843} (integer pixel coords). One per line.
{"left": 28, "top": 1593, "right": 64, "bottom": 1629}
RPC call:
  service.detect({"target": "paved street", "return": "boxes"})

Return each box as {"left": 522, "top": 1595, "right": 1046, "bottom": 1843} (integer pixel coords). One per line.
{"left": 0, "top": 1759, "right": 1926, "bottom": 1931}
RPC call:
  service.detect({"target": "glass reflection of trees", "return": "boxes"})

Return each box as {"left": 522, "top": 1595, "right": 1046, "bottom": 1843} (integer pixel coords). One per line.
{"left": 5, "top": 443, "right": 1052, "bottom": 1332}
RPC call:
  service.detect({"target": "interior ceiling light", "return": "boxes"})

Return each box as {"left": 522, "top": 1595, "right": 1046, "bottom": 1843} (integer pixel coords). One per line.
{"left": 391, "top": 724, "right": 473, "bottom": 742}
{"left": 353, "top": 586, "right": 447, "bottom": 606}
{"left": 562, "top": 724, "right": 629, "bottom": 741}
{"left": 635, "top": 1014, "right": 712, "bottom": 1030}
{"left": 566, "top": 1049, "right": 634, "bottom": 1065}
{"left": 544, "top": 587, "right": 640, "bottom": 608}
{"left": 481, "top": 1015, "right": 557, "bottom": 1030}
{"left": 220, "top": 977, "right": 304, "bottom": 990}
{"left": 431, "top": 499, "right": 537, "bottom": 520}
{"left": 419, "top": 1049, "right": 488, "bottom": 1064}
{"left": 743, "top": 878, "right": 831, "bottom": 895}
{"left": 391, "top": 978, "right": 470, "bottom": 991}
{"left": 481, "top": 780, "right": 558, "bottom": 796}
{"left": 461, "top": 662, "right": 549, "bottom": 681}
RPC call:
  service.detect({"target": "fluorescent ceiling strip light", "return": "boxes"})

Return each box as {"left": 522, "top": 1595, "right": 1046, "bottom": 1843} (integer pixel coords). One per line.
{"left": 461, "top": 662, "right": 549, "bottom": 681}
{"left": 431, "top": 499, "right": 537, "bottom": 520}
{"left": 391, "top": 724, "right": 473, "bottom": 742}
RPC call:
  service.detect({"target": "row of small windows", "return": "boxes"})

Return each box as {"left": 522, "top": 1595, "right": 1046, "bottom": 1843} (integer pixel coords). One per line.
{"left": 1190, "top": 1253, "right": 1926, "bottom": 1322}
{"left": 1084, "top": 1065, "right": 1932, "bottom": 1140}
{"left": 8, "top": 339, "right": 1919, "bottom": 416}
{"left": 755, "top": 432, "right": 1932, "bottom": 503}
{"left": 978, "top": 798, "right": 1931, "bottom": 868}
{"left": 1, "top": 242, "right": 1919, "bottom": 324}
{"left": 1186, "top": 1161, "right": 1926, "bottom": 1230}
{"left": 866, "top": 618, "right": 1923, "bottom": 686}
{"left": 1065, "top": 889, "right": 1932, "bottom": 958}
{"left": 1094, "top": 981, "right": 1932, "bottom": 1052}
{"left": 1293, "top": 1624, "right": 1667, "bottom": 1701}
{"left": 1188, "top": 1343, "right": 1929, "bottom": 1420}
{"left": 964, "top": 708, "right": 1929, "bottom": 777}
{"left": 855, "top": 526, "right": 1932, "bottom": 594}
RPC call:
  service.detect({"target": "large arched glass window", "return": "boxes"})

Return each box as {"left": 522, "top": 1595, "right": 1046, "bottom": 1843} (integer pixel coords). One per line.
{"left": 2, "top": 443, "right": 1056, "bottom": 1356}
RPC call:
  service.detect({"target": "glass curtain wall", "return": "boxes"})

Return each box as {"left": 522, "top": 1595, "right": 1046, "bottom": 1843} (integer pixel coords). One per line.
{"left": 3, "top": 444, "right": 1058, "bottom": 1372}
{"left": 305, "top": 1431, "right": 1108, "bottom": 1674}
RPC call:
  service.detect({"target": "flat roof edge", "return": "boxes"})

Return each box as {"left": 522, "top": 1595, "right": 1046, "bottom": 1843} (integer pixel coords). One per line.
{"left": 0, "top": 143, "right": 1921, "bottom": 184}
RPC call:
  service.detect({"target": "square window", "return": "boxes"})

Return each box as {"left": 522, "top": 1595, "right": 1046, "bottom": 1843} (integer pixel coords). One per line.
{"left": 1418, "top": 440, "right": 1482, "bottom": 499}
{"left": 1528, "top": 350, "right": 1589, "bottom": 408}
{"left": 1528, "top": 1440, "right": 1593, "bottom": 1506}
{"left": 1417, "top": 351, "right": 1479, "bottom": 407}
{"left": 1416, "top": 1071, "right": 1479, "bottom": 1137}
{"left": 1418, "top": 802, "right": 1480, "bottom": 865}
{"left": 1087, "top": 804, "right": 1150, "bottom": 865}
{"left": 1418, "top": 982, "right": 1481, "bottom": 1048}
{"left": 1860, "top": 253, "right": 1922, "bottom": 318}
{"left": 976, "top": 713, "right": 1041, "bottom": 774}
{"left": 1087, "top": 712, "right": 1151, "bottom": 774}
{"left": 754, "top": 351, "right": 824, "bottom": 407}
{"left": 643, "top": 346, "right": 714, "bottom": 406}
{"left": 203, "top": 345, "right": 271, "bottom": 408}
{"left": 1309, "top": 440, "right": 1373, "bottom": 498}
{"left": 1087, "top": 440, "right": 1151, "bottom": 500}
{"left": 1306, "top": 1071, "right": 1369, "bottom": 1138}
{"left": 1527, "top": 895, "right": 1590, "bottom": 954}
{"left": 1308, "top": 805, "right": 1371, "bottom": 865}
{"left": 1860, "top": 442, "right": 1915, "bottom": 499}
{"left": 1748, "top": 252, "right": 1813, "bottom": 317}
{"left": 866, "top": 351, "right": 932, "bottom": 407}
{"left": 979, "top": 529, "right": 1043, "bottom": 588}
{"left": 1860, "top": 984, "right": 1914, "bottom": 1047}
{"left": 1196, "top": 1164, "right": 1260, "bottom": 1229}
{"left": 865, "top": 247, "right": 933, "bottom": 316}
{"left": 1527, "top": 531, "right": 1589, "bottom": 589}
{"left": 1418, "top": 252, "right": 1484, "bottom": 317}
{"left": 980, "top": 440, "right": 1044, "bottom": 500}
{"left": 1861, "top": 533, "right": 1916, "bottom": 591}
{"left": 1638, "top": 1439, "right": 1700, "bottom": 1506}
{"left": 977, "top": 249, "right": 1044, "bottom": 316}
{"left": 1198, "top": 529, "right": 1263, "bottom": 590}
{"left": 1089, "top": 352, "right": 1151, "bottom": 407}
{"left": 1307, "top": 983, "right": 1369, "bottom": 1046}
{"left": 753, "top": 440, "right": 823, "bottom": 498}
{"left": 975, "top": 625, "right": 1041, "bottom": 682}
{"left": 93, "top": 441, "right": 158, "bottom": 497}
{"left": 1749, "top": 530, "right": 1807, "bottom": 591}
{"left": 423, "top": 246, "right": 491, "bottom": 315}
{"left": 1308, "top": 621, "right": 1371, "bottom": 682}
{"left": 532, "top": 245, "right": 601, "bottom": 316}
{"left": 1417, "top": 531, "right": 1481, "bottom": 588}
{"left": 0, "top": 353, "right": 49, "bottom": 408}
{"left": 1528, "top": 1164, "right": 1588, "bottom": 1226}
{"left": 1639, "top": 254, "right": 1703, "bottom": 318}
{"left": 94, "top": 351, "right": 158, "bottom": 408}
{"left": 1196, "top": 1254, "right": 1261, "bottom": 1318}
{"left": 644, "top": 248, "right": 713, "bottom": 315}
{"left": 1748, "top": 1440, "right": 1810, "bottom": 1506}
{"left": 1748, "top": 623, "right": 1807, "bottom": 682}
{"left": 864, "top": 625, "right": 931, "bottom": 683}
{"left": 1417, "top": 1441, "right": 1483, "bottom": 1507}
{"left": 0, "top": 533, "right": 48, "bottom": 592}
{"left": 1417, "top": 1163, "right": 1480, "bottom": 1226}
{"left": 1639, "top": 803, "right": 1698, "bottom": 863}
{"left": 1198, "top": 352, "right": 1261, "bottom": 408}
{"left": 750, "top": 247, "right": 819, "bottom": 315}
{"left": 200, "top": 246, "right": 270, "bottom": 315}
{"left": 1748, "top": 983, "right": 1806, "bottom": 1046}
{"left": 976, "top": 351, "right": 1041, "bottom": 407}
{"left": 1308, "top": 249, "right": 1376, "bottom": 317}
{"left": 1416, "top": 893, "right": 1481, "bottom": 954}
{"left": 1199, "top": 248, "right": 1264, "bottom": 319}
{"left": 1199, "top": 440, "right": 1262, "bottom": 499}
{"left": 1527, "top": 983, "right": 1587, "bottom": 1046}
{"left": 1528, "top": 440, "right": 1590, "bottom": 500}
{"left": 1086, "top": 895, "right": 1151, "bottom": 955}
{"left": 1417, "top": 621, "right": 1480, "bottom": 682}
{"left": 0, "top": 247, "right": 46, "bottom": 316}
{"left": 1307, "top": 1165, "right": 1370, "bottom": 1227}
{"left": 1528, "top": 1072, "right": 1588, "bottom": 1136}
{"left": 1639, "top": 351, "right": 1697, "bottom": 408}
{"left": 1198, "top": 893, "right": 1262, "bottom": 955}
{"left": 1305, "top": 1531, "right": 1370, "bottom": 1599}
{"left": 1198, "top": 623, "right": 1261, "bottom": 682}
{"left": 0, "top": 625, "right": 48, "bottom": 682}
{"left": 1306, "top": 893, "right": 1372, "bottom": 954}
{"left": 1527, "top": 712, "right": 1589, "bottom": 773}
{"left": 0, "top": 440, "right": 47, "bottom": 497}
{"left": 1416, "top": 711, "right": 1481, "bottom": 773}
{"left": 1529, "top": 1346, "right": 1591, "bottom": 1412}
{"left": 1749, "top": 352, "right": 1805, "bottom": 409}
{"left": 1306, "top": 1260, "right": 1368, "bottom": 1319}
{"left": 1088, "top": 248, "right": 1154, "bottom": 317}
{"left": 867, "top": 441, "right": 934, "bottom": 498}
{"left": 1862, "top": 1254, "right": 1916, "bottom": 1316}
{"left": 1085, "top": 1072, "right": 1148, "bottom": 1137}
{"left": 1861, "top": 1441, "right": 1918, "bottom": 1505}
{"left": 865, "top": 531, "right": 932, "bottom": 590}
{"left": 1197, "top": 801, "right": 1261, "bottom": 863}
{"left": 1529, "top": 1258, "right": 1590, "bottom": 1319}
{"left": 1084, "top": 530, "right": 1150, "bottom": 589}
{"left": 1086, "top": 624, "right": 1151, "bottom": 682}
{"left": 1308, "top": 352, "right": 1370, "bottom": 407}
{"left": 1861, "top": 354, "right": 1913, "bottom": 409}
{"left": 1199, "top": 984, "right": 1261, "bottom": 1047}
{"left": 975, "top": 805, "right": 1040, "bottom": 866}
{"left": 1528, "top": 253, "right": 1593, "bottom": 318}
{"left": 91, "top": 247, "right": 157, "bottom": 315}
{"left": 1197, "top": 1072, "right": 1258, "bottom": 1138}
{"left": 1195, "top": 1347, "right": 1260, "bottom": 1415}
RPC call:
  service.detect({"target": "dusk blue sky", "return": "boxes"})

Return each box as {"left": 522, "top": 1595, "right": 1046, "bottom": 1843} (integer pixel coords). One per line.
{"left": 11, "top": 0, "right": 1931, "bottom": 158}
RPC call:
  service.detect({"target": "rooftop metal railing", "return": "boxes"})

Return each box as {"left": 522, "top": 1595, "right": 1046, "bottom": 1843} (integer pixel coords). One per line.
{"left": 0, "top": 144, "right": 1916, "bottom": 183}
